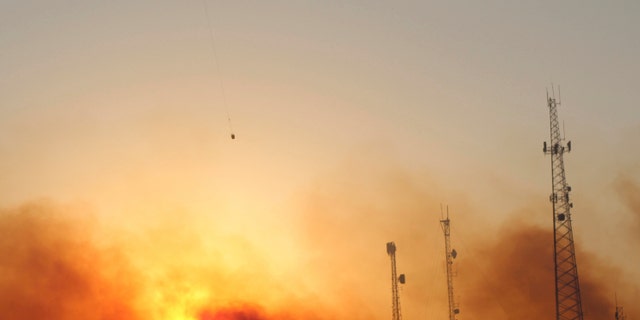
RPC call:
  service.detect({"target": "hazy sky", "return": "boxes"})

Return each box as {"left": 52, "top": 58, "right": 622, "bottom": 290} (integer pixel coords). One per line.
{"left": 0, "top": 1, "right": 639, "bottom": 319}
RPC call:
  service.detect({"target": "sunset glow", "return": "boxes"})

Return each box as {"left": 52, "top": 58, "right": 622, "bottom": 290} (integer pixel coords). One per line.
{"left": 1, "top": 1, "right": 639, "bottom": 319}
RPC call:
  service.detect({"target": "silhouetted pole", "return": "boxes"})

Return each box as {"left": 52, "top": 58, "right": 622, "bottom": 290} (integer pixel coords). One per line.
{"left": 387, "top": 242, "right": 404, "bottom": 320}
{"left": 543, "top": 87, "right": 584, "bottom": 320}
{"left": 440, "top": 212, "right": 459, "bottom": 320}
{"left": 615, "top": 294, "right": 626, "bottom": 320}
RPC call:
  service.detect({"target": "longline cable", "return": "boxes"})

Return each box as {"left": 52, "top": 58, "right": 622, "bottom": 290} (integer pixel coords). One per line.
{"left": 201, "top": 0, "right": 235, "bottom": 139}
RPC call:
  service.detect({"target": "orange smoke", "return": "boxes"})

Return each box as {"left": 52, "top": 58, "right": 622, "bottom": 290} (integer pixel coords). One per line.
{"left": 0, "top": 201, "right": 333, "bottom": 320}
{"left": 615, "top": 176, "right": 640, "bottom": 238}
{"left": 459, "top": 223, "right": 554, "bottom": 319}
{"left": 0, "top": 201, "right": 142, "bottom": 319}
{"left": 197, "top": 303, "right": 324, "bottom": 320}
{"left": 293, "top": 160, "right": 640, "bottom": 319}
{"left": 1, "top": 169, "right": 638, "bottom": 319}
{"left": 459, "top": 219, "right": 637, "bottom": 319}
{"left": 198, "top": 304, "right": 270, "bottom": 320}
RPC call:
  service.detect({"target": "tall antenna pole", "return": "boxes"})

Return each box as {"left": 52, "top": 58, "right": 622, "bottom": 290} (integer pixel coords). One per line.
{"left": 440, "top": 210, "right": 459, "bottom": 320}
{"left": 387, "top": 242, "right": 405, "bottom": 320}
{"left": 543, "top": 87, "right": 584, "bottom": 320}
{"left": 615, "top": 294, "right": 626, "bottom": 320}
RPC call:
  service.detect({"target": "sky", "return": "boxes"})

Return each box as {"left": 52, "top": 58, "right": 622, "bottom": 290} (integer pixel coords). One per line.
{"left": 0, "top": 1, "right": 639, "bottom": 319}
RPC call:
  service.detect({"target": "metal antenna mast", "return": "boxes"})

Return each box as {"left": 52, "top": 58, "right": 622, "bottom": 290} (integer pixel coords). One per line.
{"left": 543, "top": 87, "right": 584, "bottom": 320}
{"left": 615, "top": 294, "right": 626, "bottom": 320}
{"left": 440, "top": 209, "right": 459, "bottom": 320}
{"left": 387, "top": 242, "right": 405, "bottom": 320}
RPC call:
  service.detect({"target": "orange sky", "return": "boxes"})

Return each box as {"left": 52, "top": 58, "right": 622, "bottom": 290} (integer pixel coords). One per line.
{"left": 1, "top": 1, "right": 639, "bottom": 319}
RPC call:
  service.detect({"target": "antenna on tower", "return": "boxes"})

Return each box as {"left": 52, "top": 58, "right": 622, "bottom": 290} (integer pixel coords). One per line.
{"left": 542, "top": 85, "right": 584, "bottom": 320}
{"left": 615, "top": 293, "right": 626, "bottom": 320}
{"left": 387, "top": 242, "right": 404, "bottom": 320}
{"left": 440, "top": 208, "right": 459, "bottom": 320}
{"left": 440, "top": 204, "right": 448, "bottom": 220}
{"left": 558, "top": 85, "right": 562, "bottom": 105}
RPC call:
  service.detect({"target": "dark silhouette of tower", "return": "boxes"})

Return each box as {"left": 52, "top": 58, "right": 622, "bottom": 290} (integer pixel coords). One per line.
{"left": 543, "top": 87, "right": 584, "bottom": 320}
{"left": 615, "top": 294, "right": 626, "bottom": 320}
{"left": 386, "top": 242, "right": 405, "bottom": 320}
{"left": 440, "top": 211, "right": 459, "bottom": 320}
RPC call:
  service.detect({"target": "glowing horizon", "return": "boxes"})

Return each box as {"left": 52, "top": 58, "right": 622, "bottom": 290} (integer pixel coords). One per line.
{"left": 1, "top": 1, "right": 639, "bottom": 319}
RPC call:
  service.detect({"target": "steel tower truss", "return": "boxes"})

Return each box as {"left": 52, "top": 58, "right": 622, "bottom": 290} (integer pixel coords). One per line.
{"left": 543, "top": 91, "right": 584, "bottom": 320}
{"left": 615, "top": 305, "right": 626, "bottom": 320}
{"left": 387, "top": 242, "right": 402, "bottom": 320}
{"left": 615, "top": 294, "right": 626, "bottom": 320}
{"left": 440, "top": 216, "right": 458, "bottom": 320}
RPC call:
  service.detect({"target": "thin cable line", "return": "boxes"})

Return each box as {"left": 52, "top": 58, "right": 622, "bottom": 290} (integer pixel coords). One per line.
{"left": 201, "top": 0, "right": 234, "bottom": 135}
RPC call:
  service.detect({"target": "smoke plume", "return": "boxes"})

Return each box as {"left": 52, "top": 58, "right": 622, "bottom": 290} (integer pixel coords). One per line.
{"left": 0, "top": 201, "right": 330, "bottom": 319}
{"left": 615, "top": 176, "right": 640, "bottom": 239}
{"left": 457, "top": 218, "right": 629, "bottom": 320}
{"left": 294, "top": 161, "right": 640, "bottom": 319}
{"left": 0, "top": 201, "right": 142, "bottom": 319}
{"left": 1, "top": 164, "right": 638, "bottom": 319}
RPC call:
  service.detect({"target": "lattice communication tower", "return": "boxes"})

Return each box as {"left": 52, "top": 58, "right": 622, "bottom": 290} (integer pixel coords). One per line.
{"left": 615, "top": 294, "right": 626, "bottom": 320}
{"left": 387, "top": 242, "right": 405, "bottom": 320}
{"left": 440, "top": 213, "right": 459, "bottom": 320}
{"left": 543, "top": 87, "right": 584, "bottom": 320}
